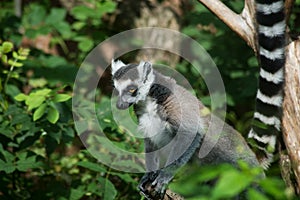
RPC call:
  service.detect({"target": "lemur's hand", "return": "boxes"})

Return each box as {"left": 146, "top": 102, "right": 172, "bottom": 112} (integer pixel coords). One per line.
{"left": 138, "top": 170, "right": 173, "bottom": 200}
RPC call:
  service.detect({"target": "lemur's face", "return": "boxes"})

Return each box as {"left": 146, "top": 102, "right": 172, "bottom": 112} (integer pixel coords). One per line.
{"left": 111, "top": 60, "right": 154, "bottom": 110}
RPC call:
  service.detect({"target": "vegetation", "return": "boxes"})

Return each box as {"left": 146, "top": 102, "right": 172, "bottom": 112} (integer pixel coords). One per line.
{"left": 0, "top": 0, "right": 298, "bottom": 199}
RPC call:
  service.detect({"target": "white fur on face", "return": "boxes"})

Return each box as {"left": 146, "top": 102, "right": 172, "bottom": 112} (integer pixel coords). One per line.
{"left": 111, "top": 59, "right": 126, "bottom": 75}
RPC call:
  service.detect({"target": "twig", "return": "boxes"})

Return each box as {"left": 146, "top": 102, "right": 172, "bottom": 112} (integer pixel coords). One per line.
{"left": 164, "top": 189, "right": 185, "bottom": 200}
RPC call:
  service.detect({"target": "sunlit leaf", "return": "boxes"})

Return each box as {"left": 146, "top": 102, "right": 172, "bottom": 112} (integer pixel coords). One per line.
{"left": 8, "top": 59, "right": 23, "bottom": 67}
{"left": 78, "top": 38, "right": 94, "bottom": 52}
{"left": 1, "top": 54, "right": 7, "bottom": 63}
{"left": 34, "top": 88, "right": 52, "bottom": 96}
{"left": 12, "top": 51, "right": 19, "bottom": 59}
{"left": 26, "top": 95, "right": 45, "bottom": 110}
{"left": 53, "top": 94, "right": 71, "bottom": 103}
{"left": 15, "top": 93, "right": 28, "bottom": 101}
{"left": 47, "top": 106, "right": 59, "bottom": 124}
{"left": 33, "top": 103, "right": 47, "bottom": 121}
{"left": 2, "top": 41, "right": 13, "bottom": 53}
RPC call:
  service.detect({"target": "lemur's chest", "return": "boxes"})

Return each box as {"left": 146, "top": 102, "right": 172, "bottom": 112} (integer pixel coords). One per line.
{"left": 135, "top": 98, "right": 173, "bottom": 147}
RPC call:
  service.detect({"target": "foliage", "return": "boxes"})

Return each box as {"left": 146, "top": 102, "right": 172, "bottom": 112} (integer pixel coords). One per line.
{"left": 0, "top": 0, "right": 298, "bottom": 199}
{"left": 170, "top": 161, "right": 293, "bottom": 200}
{"left": 0, "top": 1, "right": 134, "bottom": 199}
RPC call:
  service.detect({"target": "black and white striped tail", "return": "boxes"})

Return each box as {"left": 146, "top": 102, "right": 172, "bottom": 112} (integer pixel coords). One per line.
{"left": 248, "top": 0, "right": 286, "bottom": 169}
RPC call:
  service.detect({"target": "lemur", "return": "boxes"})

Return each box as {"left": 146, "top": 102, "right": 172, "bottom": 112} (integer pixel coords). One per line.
{"left": 248, "top": 0, "right": 286, "bottom": 169}
{"left": 111, "top": 0, "right": 286, "bottom": 199}
{"left": 111, "top": 60, "right": 260, "bottom": 199}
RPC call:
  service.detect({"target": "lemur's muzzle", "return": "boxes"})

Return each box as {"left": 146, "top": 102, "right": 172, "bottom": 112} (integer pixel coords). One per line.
{"left": 116, "top": 98, "right": 132, "bottom": 110}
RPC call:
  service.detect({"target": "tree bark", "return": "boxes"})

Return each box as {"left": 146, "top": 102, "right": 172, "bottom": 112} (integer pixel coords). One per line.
{"left": 282, "top": 40, "right": 300, "bottom": 194}
{"left": 198, "top": 0, "right": 300, "bottom": 193}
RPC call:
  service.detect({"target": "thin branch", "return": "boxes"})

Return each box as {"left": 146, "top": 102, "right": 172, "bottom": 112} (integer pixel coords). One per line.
{"left": 285, "top": 0, "right": 295, "bottom": 22}
{"left": 14, "top": 0, "right": 22, "bottom": 17}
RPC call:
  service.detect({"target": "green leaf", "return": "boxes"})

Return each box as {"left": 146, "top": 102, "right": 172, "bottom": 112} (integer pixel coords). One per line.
{"left": 16, "top": 155, "right": 43, "bottom": 172}
{"left": 25, "top": 29, "right": 39, "bottom": 39}
{"left": 18, "top": 48, "right": 30, "bottom": 57}
{"left": 71, "top": 6, "right": 93, "bottom": 20}
{"left": 35, "top": 88, "right": 52, "bottom": 96}
{"left": 77, "top": 161, "right": 107, "bottom": 173}
{"left": 247, "top": 188, "right": 268, "bottom": 200}
{"left": 29, "top": 78, "right": 48, "bottom": 88}
{"left": 24, "top": 4, "right": 46, "bottom": 26}
{"left": 110, "top": 172, "right": 136, "bottom": 183}
{"left": 8, "top": 59, "right": 23, "bottom": 67}
{"left": 26, "top": 95, "right": 45, "bottom": 110}
{"left": 0, "top": 127, "right": 14, "bottom": 140}
{"left": 17, "top": 55, "right": 27, "bottom": 60}
{"left": 33, "top": 103, "right": 47, "bottom": 121}
{"left": 72, "top": 21, "right": 86, "bottom": 31}
{"left": 45, "top": 8, "right": 66, "bottom": 25}
{"left": 24, "top": 89, "right": 51, "bottom": 110}
{"left": 87, "top": 181, "right": 102, "bottom": 196}
{"left": 53, "top": 94, "right": 71, "bottom": 102}
{"left": 0, "top": 144, "right": 15, "bottom": 162}
{"left": 0, "top": 159, "right": 16, "bottom": 173}
{"left": 47, "top": 106, "right": 59, "bottom": 124}
{"left": 5, "top": 85, "right": 20, "bottom": 99}
{"left": 103, "top": 178, "right": 117, "bottom": 200}
{"left": 2, "top": 54, "right": 8, "bottom": 63}
{"left": 259, "top": 178, "right": 286, "bottom": 198}
{"left": 40, "top": 55, "right": 68, "bottom": 68}
{"left": 78, "top": 38, "right": 94, "bottom": 52}
{"left": 53, "top": 21, "right": 73, "bottom": 39}
{"left": 212, "top": 170, "right": 253, "bottom": 199}
{"left": 12, "top": 51, "right": 19, "bottom": 59}
{"left": 11, "top": 113, "right": 30, "bottom": 125}
{"left": 0, "top": 145, "right": 16, "bottom": 173}
{"left": 97, "top": 1, "right": 116, "bottom": 15}
{"left": 15, "top": 93, "right": 28, "bottom": 101}
{"left": 2, "top": 41, "right": 13, "bottom": 53}
{"left": 69, "top": 186, "right": 85, "bottom": 200}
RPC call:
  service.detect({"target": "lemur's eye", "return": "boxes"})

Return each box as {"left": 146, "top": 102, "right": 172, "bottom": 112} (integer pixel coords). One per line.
{"left": 129, "top": 88, "right": 136, "bottom": 93}
{"left": 127, "top": 86, "right": 138, "bottom": 96}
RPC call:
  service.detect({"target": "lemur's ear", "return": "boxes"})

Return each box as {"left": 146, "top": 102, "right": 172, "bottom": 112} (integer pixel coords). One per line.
{"left": 111, "top": 59, "right": 126, "bottom": 75}
{"left": 137, "top": 61, "right": 153, "bottom": 82}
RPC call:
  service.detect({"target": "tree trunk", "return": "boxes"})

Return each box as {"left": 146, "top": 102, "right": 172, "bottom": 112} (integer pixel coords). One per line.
{"left": 282, "top": 40, "right": 300, "bottom": 194}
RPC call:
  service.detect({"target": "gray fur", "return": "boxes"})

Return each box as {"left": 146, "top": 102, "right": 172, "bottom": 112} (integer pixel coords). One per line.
{"left": 111, "top": 60, "right": 261, "bottom": 199}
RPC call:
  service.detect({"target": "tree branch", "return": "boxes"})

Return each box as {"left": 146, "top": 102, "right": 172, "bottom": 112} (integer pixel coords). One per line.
{"left": 197, "top": 0, "right": 256, "bottom": 50}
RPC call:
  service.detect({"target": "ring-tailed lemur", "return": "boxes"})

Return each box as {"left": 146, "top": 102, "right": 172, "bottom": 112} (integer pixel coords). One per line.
{"left": 248, "top": 0, "right": 286, "bottom": 169}
{"left": 111, "top": 60, "right": 260, "bottom": 199}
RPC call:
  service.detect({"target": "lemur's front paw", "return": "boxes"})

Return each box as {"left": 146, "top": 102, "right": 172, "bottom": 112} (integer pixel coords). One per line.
{"left": 138, "top": 172, "right": 158, "bottom": 199}
{"left": 138, "top": 171, "right": 173, "bottom": 200}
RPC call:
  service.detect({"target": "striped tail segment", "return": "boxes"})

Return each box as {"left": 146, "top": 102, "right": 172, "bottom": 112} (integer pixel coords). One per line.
{"left": 248, "top": 0, "right": 286, "bottom": 169}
